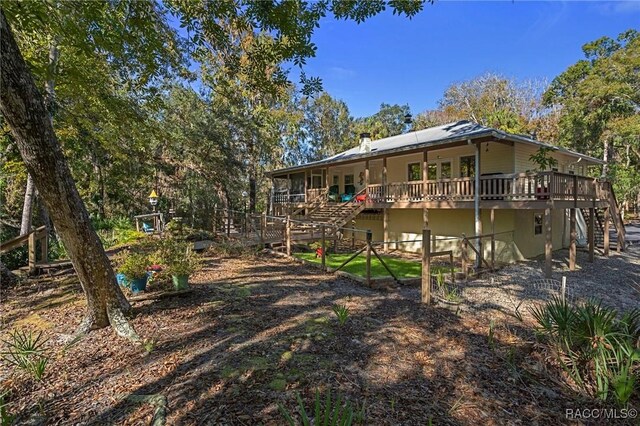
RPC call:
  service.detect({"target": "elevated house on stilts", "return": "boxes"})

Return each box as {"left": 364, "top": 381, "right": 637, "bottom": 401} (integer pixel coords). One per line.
{"left": 266, "top": 121, "right": 625, "bottom": 277}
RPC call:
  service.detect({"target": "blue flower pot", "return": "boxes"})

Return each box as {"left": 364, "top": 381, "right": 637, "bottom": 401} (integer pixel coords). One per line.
{"left": 116, "top": 273, "right": 129, "bottom": 288}
{"left": 130, "top": 276, "right": 148, "bottom": 294}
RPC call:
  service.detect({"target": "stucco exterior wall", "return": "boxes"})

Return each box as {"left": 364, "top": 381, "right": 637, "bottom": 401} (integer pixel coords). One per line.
{"left": 350, "top": 208, "right": 529, "bottom": 263}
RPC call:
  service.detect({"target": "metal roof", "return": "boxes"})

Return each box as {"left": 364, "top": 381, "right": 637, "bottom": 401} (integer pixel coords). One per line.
{"left": 269, "top": 120, "right": 604, "bottom": 176}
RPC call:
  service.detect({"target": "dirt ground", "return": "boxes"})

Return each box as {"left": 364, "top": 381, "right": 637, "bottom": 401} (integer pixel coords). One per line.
{"left": 0, "top": 251, "right": 637, "bottom": 425}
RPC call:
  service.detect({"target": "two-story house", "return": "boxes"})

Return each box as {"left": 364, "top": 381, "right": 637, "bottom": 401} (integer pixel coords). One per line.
{"left": 267, "top": 121, "right": 625, "bottom": 276}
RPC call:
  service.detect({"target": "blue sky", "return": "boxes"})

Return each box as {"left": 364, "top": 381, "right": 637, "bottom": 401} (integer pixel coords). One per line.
{"left": 295, "top": 1, "right": 640, "bottom": 117}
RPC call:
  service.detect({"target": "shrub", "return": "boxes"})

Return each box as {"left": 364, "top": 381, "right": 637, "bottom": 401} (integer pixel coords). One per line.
{"left": 153, "top": 238, "right": 201, "bottom": 276}
{"left": 332, "top": 304, "right": 350, "bottom": 326}
{"left": 0, "top": 389, "right": 14, "bottom": 426}
{"left": 118, "top": 251, "right": 150, "bottom": 280}
{"left": 531, "top": 297, "right": 640, "bottom": 405}
{"left": 1, "top": 329, "right": 49, "bottom": 381}
{"left": 278, "top": 389, "right": 365, "bottom": 425}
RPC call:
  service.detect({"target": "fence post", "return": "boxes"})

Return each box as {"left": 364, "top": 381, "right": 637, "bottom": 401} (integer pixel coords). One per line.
{"left": 286, "top": 215, "right": 291, "bottom": 256}
{"left": 365, "top": 230, "right": 372, "bottom": 287}
{"left": 422, "top": 228, "right": 431, "bottom": 304}
{"left": 260, "top": 213, "right": 266, "bottom": 246}
{"left": 561, "top": 276, "right": 567, "bottom": 304}
{"left": 461, "top": 233, "right": 468, "bottom": 281}
{"left": 28, "top": 231, "right": 36, "bottom": 275}
{"left": 213, "top": 206, "right": 218, "bottom": 236}
{"left": 321, "top": 225, "right": 326, "bottom": 271}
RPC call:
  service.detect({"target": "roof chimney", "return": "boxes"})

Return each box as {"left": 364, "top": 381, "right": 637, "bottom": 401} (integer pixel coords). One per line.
{"left": 359, "top": 132, "right": 371, "bottom": 153}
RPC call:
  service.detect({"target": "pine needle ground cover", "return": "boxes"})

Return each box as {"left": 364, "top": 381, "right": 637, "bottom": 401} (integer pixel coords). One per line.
{"left": 1, "top": 253, "right": 636, "bottom": 424}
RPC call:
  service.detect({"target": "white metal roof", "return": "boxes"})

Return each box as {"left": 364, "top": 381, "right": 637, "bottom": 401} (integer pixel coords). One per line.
{"left": 270, "top": 120, "right": 604, "bottom": 175}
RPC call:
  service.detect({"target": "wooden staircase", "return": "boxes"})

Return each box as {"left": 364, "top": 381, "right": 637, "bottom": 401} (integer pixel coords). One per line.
{"left": 580, "top": 181, "right": 626, "bottom": 251}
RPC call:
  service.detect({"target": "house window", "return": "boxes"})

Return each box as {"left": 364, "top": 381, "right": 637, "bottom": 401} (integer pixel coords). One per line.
{"left": 441, "top": 161, "right": 452, "bottom": 179}
{"left": 344, "top": 174, "right": 354, "bottom": 186}
{"left": 311, "top": 175, "right": 323, "bottom": 188}
{"left": 408, "top": 163, "right": 421, "bottom": 181}
{"left": 460, "top": 156, "right": 476, "bottom": 178}
{"left": 534, "top": 213, "right": 543, "bottom": 235}
{"left": 332, "top": 175, "right": 339, "bottom": 185}
{"left": 427, "top": 163, "right": 437, "bottom": 180}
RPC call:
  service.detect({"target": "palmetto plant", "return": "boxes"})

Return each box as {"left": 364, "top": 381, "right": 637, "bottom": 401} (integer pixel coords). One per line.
{"left": 332, "top": 304, "right": 350, "bottom": 326}
{"left": 278, "top": 389, "right": 365, "bottom": 426}
{"left": 531, "top": 298, "right": 640, "bottom": 405}
{"left": 1, "top": 329, "right": 49, "bottom": 381}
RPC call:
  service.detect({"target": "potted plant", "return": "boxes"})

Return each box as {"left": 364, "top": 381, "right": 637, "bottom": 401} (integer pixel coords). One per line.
{"left": 529, "top": 146, "right": 558, "bottom": 200}
{"left": 155, "top": 239, "right": 201, "bottom": 290}
{"left": 119, "top": 251, "right": 151, "bottom": 294}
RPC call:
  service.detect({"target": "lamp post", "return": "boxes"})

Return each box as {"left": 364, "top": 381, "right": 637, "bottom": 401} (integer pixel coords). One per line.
{"left": 149, "top": 189, "right": 158, "bottom": 212}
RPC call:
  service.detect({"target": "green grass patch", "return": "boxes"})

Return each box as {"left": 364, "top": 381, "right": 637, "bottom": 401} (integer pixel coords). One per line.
{"left": 294, "top": 252, "right": 454, "bottom": 279}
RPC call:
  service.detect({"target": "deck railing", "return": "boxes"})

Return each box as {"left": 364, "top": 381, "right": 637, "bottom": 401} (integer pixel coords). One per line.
{"left": 273, "top": 172, "right": 604, "bottom": 204}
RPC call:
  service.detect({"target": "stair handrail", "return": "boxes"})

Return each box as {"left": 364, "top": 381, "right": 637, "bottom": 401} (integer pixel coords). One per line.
{"left": 604, "top": 181, "right": 626, "bottom": 248}
{"left": 291, "top": 188, "right": 328, "bottom": 217}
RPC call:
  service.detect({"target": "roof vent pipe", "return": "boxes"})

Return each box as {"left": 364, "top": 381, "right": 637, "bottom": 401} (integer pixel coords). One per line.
{"left": 359, "top": 132, "right": 371, "bottom": 153}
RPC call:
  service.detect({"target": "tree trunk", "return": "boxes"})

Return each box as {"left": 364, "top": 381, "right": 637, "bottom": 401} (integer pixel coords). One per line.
{"left": 19, "top": 173, "right": 35, "bottom": 235}
{"left": 0, "top": 12, "right": 136, "bottom": 338}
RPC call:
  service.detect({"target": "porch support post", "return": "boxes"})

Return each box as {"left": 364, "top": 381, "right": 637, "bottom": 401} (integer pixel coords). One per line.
{"left": 325, "top": 168, "right": 329, "bottom": 189}
{"left": 382, "top": 157, "right": 388, "bottom": 201}
{"left": 569, "top": 208, "right": 577, "bottom": 271}
{"left": 588, "top": 207, "right": 595, "bottom": 262}
{"left": 304, "top": 169, "right": 308, "bottom": 205}
{"left": 490, "top": 208, "right": 495, "bottom": 271}
{"left": 603, "top": 207, "right": 610, "bottom": 256}
{"left": 545, "top": 207, "right": 552, "bottom": 278}
{"left": 365, "top": 160, "right": 370, "bottom": 196}
{"left": 422, "top": 150, "right": 429, "bottom": 226}
{"left": 383, "top": 207, "right": 389, "bottom": 252}
{"left": 474, "top": 142, "right": 482, "bottom": 268}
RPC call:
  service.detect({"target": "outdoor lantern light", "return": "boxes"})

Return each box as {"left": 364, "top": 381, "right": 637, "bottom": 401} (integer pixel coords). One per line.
{"left": 404, "top": 113, "right": 412, "bottom": 124}
{"left": 149, "top": 189, "right": 159, "bottom": 207}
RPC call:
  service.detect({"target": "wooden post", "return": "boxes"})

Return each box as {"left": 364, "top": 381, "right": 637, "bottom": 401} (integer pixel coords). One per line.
{"left": 136, "top": 218, "right": 140, "bottom": 232}
{"left": 588, "top": 207, "right": 595, "bottom": 262}
{"left": 603, "top": 207, "right": 610, "bottom": 257}
{"left": 569, "top": 208, "right": 576, "bottom": 271}
{"left": 383, "top": 208, "right": 389, "bottom": 252}
{"left": 382, "top": 157, "right": 387, "bottom": 202}
{"left": 286, "top": 215, "right": 291, "bottom": 256}
{"left": 545, "top": 208, "right": 552, "bottom": 278}
{"left": 321, "top": 225, "right": 326, "bottom": 271}
{"left": 474, "top": 142, "right": 482, "bottom": 269}
{"left": 449, "top": 252, "right": 455, "bottom": 284}
{"left": 490, "top": 208, "right": 495, "bottom": 271}
{"left": 28, "top": 231, "right": 36, "bottom": 274}
{"left": 461, "top": 234, "right": 468, "bottom": 280}
{"left": 421, "top": 228, "right": 431, "bottom": 304}
{"left": 365, "top": 160, "right": 370, "bottom": 196}
{"left": 422, "top": 150, "right": 428, "bottom": 225}
{"left": 260, "top": 212, "right": 266, "bottom": 246}
{"left": 39, "top": 231, "right": 48, "bottom": 264}
{"left": 213, "top": 205, "right": 218, "bottom": 236}
{"left": 561, "top": 276, "right": 567, "bottom": 304}
{"left": 365, "top": 230, "right": 372, "bottom": 287}
{"left": 351, "top": 224, "right": 355, "bottom": 249}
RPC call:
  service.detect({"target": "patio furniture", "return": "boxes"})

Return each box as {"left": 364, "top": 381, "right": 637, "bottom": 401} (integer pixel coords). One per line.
{"left": 328, "top": 185, "right": 339, "bottom": 202}
{"left": 341, "top": 185, "right": 356, "bottom": 202}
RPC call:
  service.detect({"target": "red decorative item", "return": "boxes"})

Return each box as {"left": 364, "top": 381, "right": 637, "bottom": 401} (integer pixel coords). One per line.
{"left": 355, "top": 194, "right": 367, "bottom": 202}
{"left": 147, "top": 264, "right": 163, "bottom": 272}
{"left": 315, "top": 247, "right": 324, "bottom": 258}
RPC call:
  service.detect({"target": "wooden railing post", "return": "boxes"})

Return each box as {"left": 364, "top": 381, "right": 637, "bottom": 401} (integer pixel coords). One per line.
{"left": 28, "top": 231, "right": 36, "bottom": 274}
{"left": 422, "top": 228, "right": 431, "bottom": 304}
{"left": 603, "top": 207, "right": 610, "bottom": 256}
{"left": 39, "top": 230, "right": 48, "bottom": 265}
{"left": 588, "top": 207, "right": 595, "bottom": 262}
{"left": 321, "top": 225, "right": 326, "bottom": 271}
{"left": 286, "top": 215, "right": 291, "bottom": 256}
{"left": 365, "top": 230, "right": 372, "bottom": 287}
